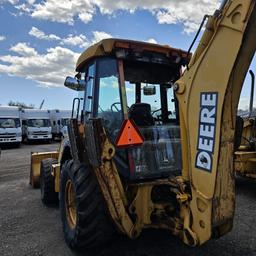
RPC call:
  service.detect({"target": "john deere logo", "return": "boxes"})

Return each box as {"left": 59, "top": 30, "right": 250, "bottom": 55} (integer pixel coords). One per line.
{"left": 195, "top": 92, "right": 218, "bottom": 172}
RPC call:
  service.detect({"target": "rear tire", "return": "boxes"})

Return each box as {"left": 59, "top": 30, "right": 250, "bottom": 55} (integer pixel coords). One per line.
{"left": 40, "top": 158, "right": 58, "bottom": 205}
{"left": 60, "top": 160, "right": 115, "bottom": 249}
{"left": 15, "top": 142, "right": 21, "bottom": 148}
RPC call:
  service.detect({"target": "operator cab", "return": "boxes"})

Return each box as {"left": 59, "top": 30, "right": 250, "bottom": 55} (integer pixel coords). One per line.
{"left": 65, "top": 39, "right": 189, "bottom": 181}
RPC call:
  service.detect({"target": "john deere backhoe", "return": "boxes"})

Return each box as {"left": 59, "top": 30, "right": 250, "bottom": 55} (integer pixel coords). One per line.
{"left": 30, "top": 0, "right": 256, "bottom": 250}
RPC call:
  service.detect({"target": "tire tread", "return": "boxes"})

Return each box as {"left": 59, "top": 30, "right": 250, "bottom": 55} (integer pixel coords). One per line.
{"left": 60, "top": 160, "right": 115, "bottom": 249}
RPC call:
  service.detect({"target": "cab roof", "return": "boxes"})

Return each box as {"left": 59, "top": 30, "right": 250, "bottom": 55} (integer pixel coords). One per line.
{"left": 76, "top": 38, "right": 189, "bottom": 72}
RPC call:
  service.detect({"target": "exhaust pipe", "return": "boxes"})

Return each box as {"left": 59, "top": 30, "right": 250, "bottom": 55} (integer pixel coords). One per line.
{"left": 249, "top": 70, "right": 255, "bottom": 117}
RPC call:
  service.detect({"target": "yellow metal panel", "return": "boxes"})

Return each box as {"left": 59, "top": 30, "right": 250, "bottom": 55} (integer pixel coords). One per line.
{"left": 30, "top": 151, "right": 59, "bottom": 188}
{"left": 52, "top": 164, "right": 61, "bottom": 193}
{"left": 75, "top": 38, "right": 188, "bottom": 71}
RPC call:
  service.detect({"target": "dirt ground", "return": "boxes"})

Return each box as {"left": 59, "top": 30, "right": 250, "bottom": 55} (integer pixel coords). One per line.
{"left": 0, "top": 143, "right": 255, "bottom": 256}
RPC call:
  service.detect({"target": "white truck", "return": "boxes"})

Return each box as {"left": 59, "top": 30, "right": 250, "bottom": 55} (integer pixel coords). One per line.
{"left": 50, "top": 109, "right": 71, "bottom": 139}
{"left": 0, "top": 106, "right": 22, "bottom": 146}
{"left": 21, "top": 109, "right": 52, "bottom": 143}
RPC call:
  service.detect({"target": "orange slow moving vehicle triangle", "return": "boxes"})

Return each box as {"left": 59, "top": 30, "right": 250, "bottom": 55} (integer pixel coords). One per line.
{"left": 115, "top": 119, "right": 144, "bottom": 148}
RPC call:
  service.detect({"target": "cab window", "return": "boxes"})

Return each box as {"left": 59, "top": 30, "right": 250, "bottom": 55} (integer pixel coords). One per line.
{"left": 141, "top": 83, "right": 161, "bottom": 119}
{"left": 84, "top": 63, "right": 95, "bottom": 119}
{"left": 167, "top": 87, "right": 177, "bottom": 120}
{"left": 97, "top": 58, "right": 122, "bottom": 142}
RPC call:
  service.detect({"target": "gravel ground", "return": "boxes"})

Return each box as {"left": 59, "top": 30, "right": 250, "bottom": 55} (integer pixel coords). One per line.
{"left": 0, "top": 143, "right": 255, "bottom": 256}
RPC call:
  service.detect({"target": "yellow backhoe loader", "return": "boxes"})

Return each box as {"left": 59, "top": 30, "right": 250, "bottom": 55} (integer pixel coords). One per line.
{"left": 30, "top": 0, "right": 256, "bottom": 250}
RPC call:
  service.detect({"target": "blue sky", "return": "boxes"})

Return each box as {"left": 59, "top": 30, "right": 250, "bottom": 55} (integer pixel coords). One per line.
{"left": 0, "top": 0, "right": 254, "bottom": 110}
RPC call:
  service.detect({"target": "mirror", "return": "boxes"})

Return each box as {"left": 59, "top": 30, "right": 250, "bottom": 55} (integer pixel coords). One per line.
{"left": 64, "top": 76, "right": 86, "bottom": 91}
{"left": 143, "top": 85, "right": 156, "bottom": 96}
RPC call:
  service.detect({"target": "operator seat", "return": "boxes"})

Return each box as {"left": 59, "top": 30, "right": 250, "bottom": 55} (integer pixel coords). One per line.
{"left": 129, "top": 103, "right": 155, "bottom": 126}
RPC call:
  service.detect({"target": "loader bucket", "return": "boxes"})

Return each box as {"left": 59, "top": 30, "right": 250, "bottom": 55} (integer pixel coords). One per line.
{"left": 30, "top": 151, "right": 59, "bottom": 188}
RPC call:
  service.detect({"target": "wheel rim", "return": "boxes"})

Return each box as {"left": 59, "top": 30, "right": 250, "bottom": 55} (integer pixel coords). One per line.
{"left": 65, "top": 179, "right": 77, "bottom": 229}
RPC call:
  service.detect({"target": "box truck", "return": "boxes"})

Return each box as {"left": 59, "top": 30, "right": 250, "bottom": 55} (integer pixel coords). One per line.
{"left": 21, "top": 109, "right": 52, "bottom": 142}
{"left": 0, "top": 106, "right": 22, "bottom": 146}
{"left": 50, "top": 109, "right": 71, "bottom": 139}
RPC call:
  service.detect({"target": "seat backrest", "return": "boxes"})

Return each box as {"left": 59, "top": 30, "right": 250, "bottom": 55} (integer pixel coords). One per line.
{"left": 129, "top": 103, "right": 155, "bottom": 126}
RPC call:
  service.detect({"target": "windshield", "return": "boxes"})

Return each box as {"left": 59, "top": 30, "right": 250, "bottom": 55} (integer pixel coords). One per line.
{"left": 61, "top": 118, "right": 70, "bottom": 126}
{"left": 27, "top": 119, "right": 50, "bottom": 127}
{"left": 0, "top": 118, "right": 20, "bottom": 128}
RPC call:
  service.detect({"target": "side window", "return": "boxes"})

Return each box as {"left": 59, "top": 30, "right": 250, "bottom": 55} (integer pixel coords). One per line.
{"left": 125, "top": 82, "right": 136, "bottom": 107}
{"left": 97, "top": 59, "right": 122, "bottom": 142}
{"left": 84, "top": 64, "right": 95, "bottom": 119}
{"left": 167, "top": 87, "right": 177, "bottom": 119}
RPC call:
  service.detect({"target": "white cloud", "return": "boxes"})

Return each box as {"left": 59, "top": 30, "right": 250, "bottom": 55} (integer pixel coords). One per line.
{"left": 91, "top": 31, "right": 113, "bottom": 44}
{"left": 0, "top": 43, "right": 80, "bottom": 87}
{"left": 10, "top": 42, "right": 37, "bottom": 56}
{"left": 0, "top": 0, "right": 19, "bottom": 5}
{"left": 29, "top": 26, "right": 60, "bottom": 41}
{"left": 0, "top": 29, "right": 113, "bottom": 87}
{"left": 154, "top": 1, "right": 220, "bottom": 34}
{"left": 28, "top": 26, "right": 112, "bottom": 48}
{"left": 147, "top": 38, "right": 157, "bottom": 44}
{"left": 0, "top": 35, "right": 6, "bottom": 41}
{"left": 27, "top": 0, "right": 35, "bottom": 4}
{"left": 31, "top": 0, "right": 95, "bottom": 25}
{"left": 17, "top": 0, "right": 221, "bottom": 33}
{"left": 78, "top": 12, "right": 94, "bottom": 23}
{"left": 15, "top": 3, "right": 31, "bottom": 13}
{"left": 60, "top": 34, "right": 89, "bottom": 48}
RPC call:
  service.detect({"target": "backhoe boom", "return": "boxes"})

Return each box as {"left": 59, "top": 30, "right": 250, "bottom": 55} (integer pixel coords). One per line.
{"left": 175, "top": 0, "right": 256, "bottom": 244}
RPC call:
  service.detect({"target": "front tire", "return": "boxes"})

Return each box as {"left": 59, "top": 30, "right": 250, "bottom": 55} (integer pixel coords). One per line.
{"left": 60, "top": 160, "right": 115, "bottom": 249}
{"left": 40, "top": 158, "right": 58, "bottom": 205}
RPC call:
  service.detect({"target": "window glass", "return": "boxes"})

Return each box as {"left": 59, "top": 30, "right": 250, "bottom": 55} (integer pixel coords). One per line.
{"left": 167, "top": 87, "right": 177, "bottom": 119}
{"left": 141, "top": 83, "right": 161, "bottom": 118}
{"left": 238, "top": 54, "right": 256, "bottom": 116}
{"left": 0, "top": 118, "right": 20, "bottom": 128}
{"left": 125, "top": 81, "right": 136, "bottom": 107}
{"left": 61, "top": 118, "right": 70, "bottom": 126}
{"left": 97, "top": 59, "right": 122, "bottom": 142}
{"left": 84, "top": 64, "right": 95, "bottom": 118}
{"left": 27, "top": 119, "right": 50, "bottom": 127}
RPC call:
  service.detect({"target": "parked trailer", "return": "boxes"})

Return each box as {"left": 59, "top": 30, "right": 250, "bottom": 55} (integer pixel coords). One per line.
{"left": 20, "top": 109, "right": 52, "bottom": 143}
{"left": 0, "top": 106, "right": 22, "bottom": 146}
{"left": 50, "top": 110, "right": 71, "bottom": 139}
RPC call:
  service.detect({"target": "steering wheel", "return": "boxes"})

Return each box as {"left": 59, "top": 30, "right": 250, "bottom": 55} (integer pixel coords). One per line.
{"left": 111, "top": 102, "right": 122, "bottom": 112}
{"left": 151, "top": 108, "right": 163, "bottom": 122}
{"left": 151, "top": 108, "right": 162, "bottom": 116}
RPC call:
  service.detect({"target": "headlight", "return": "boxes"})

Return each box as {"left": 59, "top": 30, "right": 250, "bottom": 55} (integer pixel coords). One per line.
{"left": 16, "top": 132, "right": 22, "bottom": 137}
